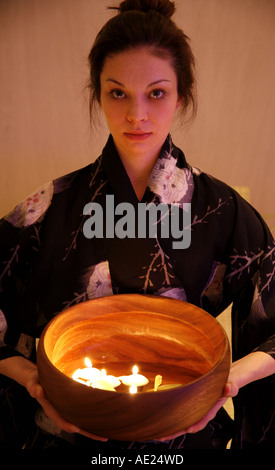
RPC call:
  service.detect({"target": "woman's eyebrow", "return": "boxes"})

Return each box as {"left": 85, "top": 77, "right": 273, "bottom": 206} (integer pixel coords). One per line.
{"left": 105, "top": 78, "right": 171, "bottom": 87}
{"left": 147, "top": 79, "right": 171, "bottom": 87}
{"left": 105, "top": 79, "right": 125, "bottom": 86}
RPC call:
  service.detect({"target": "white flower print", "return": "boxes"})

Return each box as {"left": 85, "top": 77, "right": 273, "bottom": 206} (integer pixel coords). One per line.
{"left": 4, "top": 181, "right": 54, "bottom": 228}
{"left": 157, "top": 286, "right": 187, "bottom": 301}
{"left": 0, "top": 309, "right": 7, "bottom": 340}
{"left": 86, "top": 261, "right": 113, "bottom": 299}
{"left": 148, "top": 152, "right": 192, "bottom": 204}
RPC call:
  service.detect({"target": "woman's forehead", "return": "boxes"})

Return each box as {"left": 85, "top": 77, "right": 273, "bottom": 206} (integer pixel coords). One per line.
{"left": 101, "top": 47, "right": 177, "bottom": 85}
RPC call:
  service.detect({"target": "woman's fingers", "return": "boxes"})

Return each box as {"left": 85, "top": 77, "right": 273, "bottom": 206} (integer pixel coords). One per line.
{"left": 30, "top": 382, "right": 108, "bottom": 441}
{"left": 158, "top": 394, "right": 230, "bottom": 441}
{"left": 38, "top": 394, "right": 108, "bottom": 440}
{"left": 224, "top": 381, "right": 239, "bottom": 398}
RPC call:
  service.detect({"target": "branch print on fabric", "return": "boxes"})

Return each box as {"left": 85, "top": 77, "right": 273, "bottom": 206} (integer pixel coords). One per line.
{"left": 63, "top": 158, "right": 108, "bottom": 261}
{"left": 0, "top": 245, "right": 19, "bottom": 293}
{"left": 259, "top": 241, "right": 275, "bottom": 294}
{"left": 189, "top": 197, "right": 233, "bottom": 230}
{"left": 139, "top": 237, "right": 175, "bottom": 292}
{"left": 251, "top": 240, "right": 275, "bottom": 322}
{"left": 62, "top": 291, "right": 88, "bottom": 310}
{"left": 225, "top": 248, "right": 264, "bottom": 283}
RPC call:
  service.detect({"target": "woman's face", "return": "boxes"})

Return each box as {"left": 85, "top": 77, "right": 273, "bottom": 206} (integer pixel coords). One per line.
{"left": 100, "top": 47, "right": 182, "bottom": 164}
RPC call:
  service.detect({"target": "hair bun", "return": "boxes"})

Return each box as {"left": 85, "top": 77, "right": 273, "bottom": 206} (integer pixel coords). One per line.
{"left": 113, "top": 0, "right": 176, "bottom": 19}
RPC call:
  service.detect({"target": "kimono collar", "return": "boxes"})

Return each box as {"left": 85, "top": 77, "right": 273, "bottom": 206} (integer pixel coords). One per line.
{"left": 101, "top": 134, "right": 193, "bottom": 205}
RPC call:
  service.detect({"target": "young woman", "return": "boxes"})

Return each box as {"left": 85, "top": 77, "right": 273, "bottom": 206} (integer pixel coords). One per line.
{"left": 0, "top": 0, "right": 274, "bottom": 449}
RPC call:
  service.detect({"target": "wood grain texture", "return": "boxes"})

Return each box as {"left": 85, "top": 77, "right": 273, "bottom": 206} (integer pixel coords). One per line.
{"left": 37, "top": 294, "right": 230, "bottom": 441}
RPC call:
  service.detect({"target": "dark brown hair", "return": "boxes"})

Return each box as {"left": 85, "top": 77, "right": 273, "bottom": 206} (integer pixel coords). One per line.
{"left": 87, "top": 0, "right": 197, "bottom": 123}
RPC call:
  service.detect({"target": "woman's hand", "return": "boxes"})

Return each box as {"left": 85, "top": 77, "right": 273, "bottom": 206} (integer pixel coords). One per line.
{"left": 158, "top": 351, "right": 275, "bottom": 441}
{"left": 158, "top": 381, "right": 237, "bottom": 441}
{"left": 0, "top": 355, "right": 108, "bottom": 441}
{"left": 26, "top": 367, "right": 108, "bottom": 441}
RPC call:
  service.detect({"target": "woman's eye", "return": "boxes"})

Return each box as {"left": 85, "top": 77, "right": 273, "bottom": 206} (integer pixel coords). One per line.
{"left": 150, "top": 89, "right": 165, "bottom": 99}
{"left": 111, "top": 89, "right": 126, "bottom": 99}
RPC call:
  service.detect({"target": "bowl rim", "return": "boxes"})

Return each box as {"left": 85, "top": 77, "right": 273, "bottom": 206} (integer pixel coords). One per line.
{"left": 37, "top": 294, "right": 231, "bottom": 395}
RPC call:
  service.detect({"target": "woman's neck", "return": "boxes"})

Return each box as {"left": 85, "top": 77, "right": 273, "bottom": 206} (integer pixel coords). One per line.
{"left": 119, "top": 153, "right": 158, "bottom": 201}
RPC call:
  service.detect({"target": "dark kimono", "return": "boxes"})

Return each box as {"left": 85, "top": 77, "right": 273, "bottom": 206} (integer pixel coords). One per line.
{"left": 0, "top": 135, "right": 274, "bottom": 449}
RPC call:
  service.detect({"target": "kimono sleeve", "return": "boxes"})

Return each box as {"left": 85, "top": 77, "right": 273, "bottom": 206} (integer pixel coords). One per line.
{"left": 223, "top": 191, "right": 275, "bottom": 361}
{"left": 0, "top": 182, "right": 54, "bottom": 361}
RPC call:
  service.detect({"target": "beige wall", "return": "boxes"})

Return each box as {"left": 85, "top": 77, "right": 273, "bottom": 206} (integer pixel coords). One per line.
{"left": 0, "top": 0, "right": 274, "bottom": 233}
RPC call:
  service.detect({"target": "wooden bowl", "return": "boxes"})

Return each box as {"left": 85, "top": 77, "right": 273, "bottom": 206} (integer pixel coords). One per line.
{"left": 37, "top": 294, "right": 230, "bottom": 441}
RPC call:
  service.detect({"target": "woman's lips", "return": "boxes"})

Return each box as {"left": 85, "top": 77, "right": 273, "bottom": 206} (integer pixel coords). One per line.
{"left": 124, "top": 132, "right": 152, "bottom": 141}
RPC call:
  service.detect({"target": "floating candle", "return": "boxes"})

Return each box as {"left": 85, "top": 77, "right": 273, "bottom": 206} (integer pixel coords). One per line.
{"left": 71, "top": 359, "right": 122, "bottom": 391}
{"left": 100, "top": 369, "right": 121, "bottom": 388}
{"left": 92, "top": 378, "right": 117, "bottom": 392}
{"left": 119, "top": 365, "right": 149, "bottom": 387}
{"left": 72, "top": 357, "right": 101, "bottom": 383}
{"left": 72, "top": 377, "right": 89, "bottom": 386}
{"left": 72, "top": 360, "right": 155, "bottom": 393}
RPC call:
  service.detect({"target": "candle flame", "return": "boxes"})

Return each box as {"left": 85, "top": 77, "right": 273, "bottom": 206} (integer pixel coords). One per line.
{"left": 72, "top": 360, "right": 153, "bottom": 392}
{"left": 84, "top": 357, "right": 92, "bottom": 368}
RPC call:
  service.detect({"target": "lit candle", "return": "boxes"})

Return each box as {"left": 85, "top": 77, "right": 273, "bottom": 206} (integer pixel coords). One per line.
{"left": 100, "top": 369, "right": 121, "bottom": 388}
{"left": 71, "top": 360, "right": 155, "bottom": 393}
{"left": 119, "top": 365, "right": 149, "bottom": 387}
{"left": 92, "top": 378, "right": 117, "bottom": 392}
{"left": 72, "top": 377, "right": 89, "bottom": 386}
{"left": 72, "top": 357, "right": 101, "bottom": 383}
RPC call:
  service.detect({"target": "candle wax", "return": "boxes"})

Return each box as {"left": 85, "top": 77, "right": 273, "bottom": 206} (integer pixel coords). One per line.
{"left": 119, "top": 365, "right": 149, "bottom": 387}
{"left": 92, "top": 378, "right": 117, "bottom": 392}
{"left": 72, "top": 358, "right": 102, "bottom": 382}
{"left": 72, "top": 367, "right": 101, "bottom": 382}
{"left": 100, "top": 369, "right": 121, "bottom": 388}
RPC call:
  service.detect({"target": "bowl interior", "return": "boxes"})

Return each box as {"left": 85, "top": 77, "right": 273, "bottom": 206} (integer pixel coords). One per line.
{"left": 37, "top": 295, "right": 230, "bottom": 440}
{"left": 43, "top": 308, "right": 226, "bottom": 392}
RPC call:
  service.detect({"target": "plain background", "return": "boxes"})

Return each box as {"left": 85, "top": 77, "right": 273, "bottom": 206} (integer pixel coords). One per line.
{"left": 0, "top": 0, "right": 274, "bottom": 235}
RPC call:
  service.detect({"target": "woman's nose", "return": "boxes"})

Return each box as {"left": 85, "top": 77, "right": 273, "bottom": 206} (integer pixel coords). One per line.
{"left": 126, "top": 98, "right": 148, "bottom": 123}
